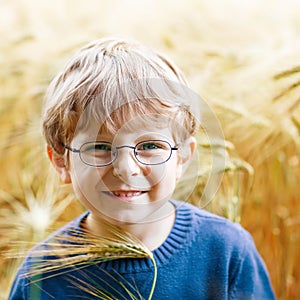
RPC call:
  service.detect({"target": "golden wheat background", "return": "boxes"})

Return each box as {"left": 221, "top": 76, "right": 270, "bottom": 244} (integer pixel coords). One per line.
{"left": 1, "top": 0, "right": 300, "bottom": 299}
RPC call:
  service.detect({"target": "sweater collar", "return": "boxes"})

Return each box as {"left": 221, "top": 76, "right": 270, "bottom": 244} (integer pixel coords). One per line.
{"left": 68, "top": 200, "right": 194, "bottom": 272}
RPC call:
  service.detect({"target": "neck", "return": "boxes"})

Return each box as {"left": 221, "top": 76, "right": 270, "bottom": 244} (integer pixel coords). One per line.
{"left": 84, "top": 201, "right": 176, "bottom": 251}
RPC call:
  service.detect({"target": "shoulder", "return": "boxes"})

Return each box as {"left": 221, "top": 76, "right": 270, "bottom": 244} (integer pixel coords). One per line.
{"left": 173, "top": 200, "right": 245, "bottom": 232}
{"left": 31, "top": 211, "right": 89, "bottom": 249}
{"left": 10, "top": 211, "right": 89, "bottom": 278}
{"left": 8, "top": 211, "right": 89, "bottom": 299}
{"left": 172, "top": 200, "right": 254, "bottom": 254}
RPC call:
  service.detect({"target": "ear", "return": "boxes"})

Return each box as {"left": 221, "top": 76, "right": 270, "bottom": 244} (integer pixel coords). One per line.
{"left": 176, "top": 137, "right": 197, "bottom": 180}
{"left": 180, "top": 137, "right": 197, "bottom": 164}
{"left": 46, "top": 145, "right": 71, "bottom": 184}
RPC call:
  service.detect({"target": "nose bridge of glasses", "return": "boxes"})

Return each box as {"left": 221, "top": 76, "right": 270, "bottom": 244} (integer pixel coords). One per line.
{"left": 116, "top": 145, "right": 136, "bottom": 151}
{"left": 114, "top": 144, "right": 138, "bottom": 162}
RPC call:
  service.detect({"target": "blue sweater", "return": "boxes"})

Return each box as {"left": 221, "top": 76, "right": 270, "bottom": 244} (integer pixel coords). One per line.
{"left": 9, "top": 201, "right": 275, "bottom": 299}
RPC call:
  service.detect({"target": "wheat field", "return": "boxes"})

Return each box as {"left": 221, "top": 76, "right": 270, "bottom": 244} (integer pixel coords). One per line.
{"left": 1, "top": 0, "right": 300, "bottom": 299}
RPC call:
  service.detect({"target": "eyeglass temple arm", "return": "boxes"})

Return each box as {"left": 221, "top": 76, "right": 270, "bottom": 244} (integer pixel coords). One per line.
{"left": 62, "top": 144, "right": 80, "bottom": 153}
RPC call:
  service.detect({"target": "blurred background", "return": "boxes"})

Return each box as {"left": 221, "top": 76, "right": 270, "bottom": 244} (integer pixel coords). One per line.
{"left": 1, "top": 0, "right": 300, "bottom": 299}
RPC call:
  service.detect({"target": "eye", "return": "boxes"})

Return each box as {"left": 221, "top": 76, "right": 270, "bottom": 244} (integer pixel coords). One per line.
{"left": 138, "top": 142, "right": 160, "bottom": 150}
{"left": 136, "top": 140, "right": 169, "bottom": 151}
{"left": 82, "top": 142, "right": 112, "bottom": 153}
{"left": 94, "top": 143, "right": 112, "bottom": 151}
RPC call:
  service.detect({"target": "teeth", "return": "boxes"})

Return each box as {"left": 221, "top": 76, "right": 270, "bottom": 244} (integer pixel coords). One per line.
{"left": 112, "top": 191, "right": 142, "bottom": 197}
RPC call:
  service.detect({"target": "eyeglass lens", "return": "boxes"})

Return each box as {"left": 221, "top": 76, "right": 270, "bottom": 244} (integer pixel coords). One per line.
{"left": 79, "top": 140, "right": 173, "bottom": 166}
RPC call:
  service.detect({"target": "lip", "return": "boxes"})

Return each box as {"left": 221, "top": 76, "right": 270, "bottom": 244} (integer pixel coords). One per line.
{"left": 103, "top": 190, "right": 147, "bottom": 202}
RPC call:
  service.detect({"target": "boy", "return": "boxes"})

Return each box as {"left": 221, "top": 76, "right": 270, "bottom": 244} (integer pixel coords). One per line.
{"left": 9, "top": 37, "right": 275, "bottom": 299}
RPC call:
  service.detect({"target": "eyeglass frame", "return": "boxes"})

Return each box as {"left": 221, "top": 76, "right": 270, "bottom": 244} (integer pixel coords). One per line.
{"left": 63, "top": 139, "right": 179, "bottom": 167}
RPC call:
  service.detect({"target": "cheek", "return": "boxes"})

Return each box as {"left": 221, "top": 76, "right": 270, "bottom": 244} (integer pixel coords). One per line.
{"left": 144, "top": 164, "right": 170, "bottom": 187}
{"left": 70, "top": 164, "right": 108, "bottom": 197}
{"left": 70, "top": 171, "right": 89, "bottom": 202}
{"left": 151, "top": 161, "right": 180, "bottom": 194}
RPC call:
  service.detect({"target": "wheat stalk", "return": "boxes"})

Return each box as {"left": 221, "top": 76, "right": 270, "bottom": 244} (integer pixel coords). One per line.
{"left": 6, "top": 224, "right": 157, "bottom": 300}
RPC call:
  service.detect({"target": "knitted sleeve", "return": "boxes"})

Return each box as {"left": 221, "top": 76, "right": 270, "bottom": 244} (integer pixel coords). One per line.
{"left": 229, "top": 228, "right": 276, "bottom": 300}
{"left": 8, "top": 263, "right": 28, "bottom": 300}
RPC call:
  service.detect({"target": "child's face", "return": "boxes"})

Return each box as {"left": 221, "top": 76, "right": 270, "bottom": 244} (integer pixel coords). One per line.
{"left": 54, "top": 114, "right": 195, "bottom": 224}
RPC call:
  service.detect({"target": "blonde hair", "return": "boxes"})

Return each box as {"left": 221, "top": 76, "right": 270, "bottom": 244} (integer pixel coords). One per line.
{"left": 42, "top": 37, "right": 198, "bottom": 154}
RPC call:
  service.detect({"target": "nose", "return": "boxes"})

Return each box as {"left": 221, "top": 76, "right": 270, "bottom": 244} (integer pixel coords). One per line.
{"left": 112, "top": 147, "right": 141, "bottom": 178}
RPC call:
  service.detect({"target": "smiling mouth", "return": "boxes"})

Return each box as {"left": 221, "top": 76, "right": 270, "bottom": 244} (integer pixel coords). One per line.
{"left": 104, "top": 190, "right": 147, "bottom": 201}
{"left": 112, "top": 191, "right": 144, "bottom": 197}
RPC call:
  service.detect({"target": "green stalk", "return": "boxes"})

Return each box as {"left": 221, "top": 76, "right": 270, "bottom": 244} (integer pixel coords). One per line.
{"left": 148, "top": 254, "right": 157, "bottom": 300}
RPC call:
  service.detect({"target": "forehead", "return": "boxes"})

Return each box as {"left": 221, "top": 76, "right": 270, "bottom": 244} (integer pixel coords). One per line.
{"left": 73, "top": 113, "right": 175, "bottom": 144}
{"left": 73, "top": 97, "right": 181, "bottom": 138}
{"left": 103, "top": 112, "right": 171, "bottom": 133}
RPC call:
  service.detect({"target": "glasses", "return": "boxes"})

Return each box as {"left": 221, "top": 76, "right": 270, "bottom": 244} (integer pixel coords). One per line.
{"left": 64, "top": 140, "right": 178, "bottom": 167}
